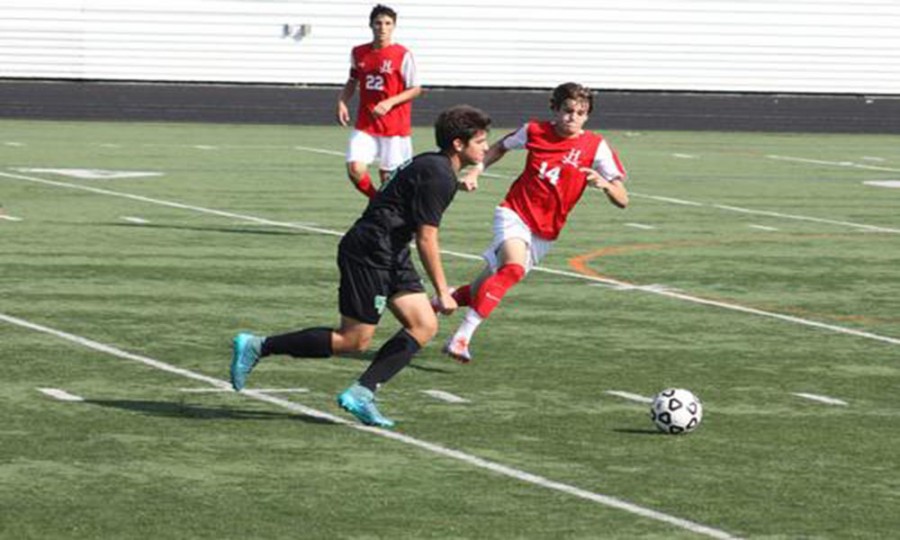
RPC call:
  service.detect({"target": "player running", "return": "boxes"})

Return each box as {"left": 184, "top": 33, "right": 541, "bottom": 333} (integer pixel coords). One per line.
{"left": 336, "top": 4, "right": 422, "bottom": 199}
{"left": 442, "top": 82, "right": 629, "bottom": 363}
{"left": 231, "top": 105, "right": 492, "bottom": 428}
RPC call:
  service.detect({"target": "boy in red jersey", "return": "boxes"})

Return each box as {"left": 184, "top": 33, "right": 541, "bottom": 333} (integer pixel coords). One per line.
{"left": 442, "top": 82, "right": 629, "bottom": 363}
{"left": 336, "top": 4, "right": 422, "bottom": 199}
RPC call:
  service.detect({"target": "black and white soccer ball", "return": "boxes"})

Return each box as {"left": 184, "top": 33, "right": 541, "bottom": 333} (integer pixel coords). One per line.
{"left": 650, "top": 388, "right": 703, "bottom": 434}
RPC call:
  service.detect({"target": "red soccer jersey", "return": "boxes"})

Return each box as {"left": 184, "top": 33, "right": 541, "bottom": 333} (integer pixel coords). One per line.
{"left": 500, "top": 121, "right": 627, "bottom": 240}
{"left": 349, "top": 43, "right": 417, "bottom": 137}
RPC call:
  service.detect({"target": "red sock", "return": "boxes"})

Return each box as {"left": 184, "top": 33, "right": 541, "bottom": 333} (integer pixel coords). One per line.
{"left": 471, "top": 263, "right": 525, "bottom": 319}
{"left": 452, "top": 285, "right": 472, "bottom": 307}
{"left": 354, "top": 173, "right": 377, "bottom": 199}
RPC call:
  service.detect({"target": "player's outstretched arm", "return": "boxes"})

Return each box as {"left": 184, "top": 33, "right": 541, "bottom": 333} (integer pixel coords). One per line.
{"left": 416, "top": 224, "right": 457, "bottom": 315}
{"left": 580, "top": 167, "right": 629, "bottom": 208}
{"left": 458, "top": 139, "right": 509, "bottom": 191}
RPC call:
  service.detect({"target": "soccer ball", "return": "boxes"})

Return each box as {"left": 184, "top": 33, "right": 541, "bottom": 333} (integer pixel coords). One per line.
{"left": 650, "top": 388, "right": 703, "bottom": 434}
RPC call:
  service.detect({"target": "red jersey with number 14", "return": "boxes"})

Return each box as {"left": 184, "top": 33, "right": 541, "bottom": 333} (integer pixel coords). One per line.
{"left": 500, "top": 121, "right": 627, "bottom": 240}
{"left": 349, "top": 43, "right": 417, "bottom": 137}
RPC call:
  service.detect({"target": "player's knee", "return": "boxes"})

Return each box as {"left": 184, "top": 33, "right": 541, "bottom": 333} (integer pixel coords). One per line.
{"left": 409, "top": 316, "right": 438, "bottom": 344}
{"left": 351, "top": 334, "right": 373, "bottom": 352}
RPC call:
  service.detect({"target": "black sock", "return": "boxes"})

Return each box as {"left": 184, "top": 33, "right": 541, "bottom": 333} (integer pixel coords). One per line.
{"left": 261, "top": 327, "right": 333, "bottom": 358}
{"left": 358, "top": 330, "right": 421, "bottom": 391}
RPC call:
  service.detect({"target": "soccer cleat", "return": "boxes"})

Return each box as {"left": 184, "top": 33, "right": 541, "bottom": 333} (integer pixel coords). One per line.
{"left": 442, "top": 335, "right": 472, "bottom": 364}
{"left": 230, "top": 332, "right": 262, "bottom": 391}
{"left": 337, "top": 383, "right": 395, "bottom": 428}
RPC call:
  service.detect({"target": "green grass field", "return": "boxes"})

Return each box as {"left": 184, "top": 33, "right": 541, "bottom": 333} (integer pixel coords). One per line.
{"left": 1, "top": 118, "right": 899, "bottom": 539}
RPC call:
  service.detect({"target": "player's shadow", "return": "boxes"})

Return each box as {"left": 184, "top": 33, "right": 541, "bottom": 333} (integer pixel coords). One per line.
{"left": 85, "top": 399, "right": 337, "bottom": 425}
{"left": 613, "top": 428, "right": 665, "bottom": 435}
{"left": 335, "top": 352, "right": 455, "bottom": 374}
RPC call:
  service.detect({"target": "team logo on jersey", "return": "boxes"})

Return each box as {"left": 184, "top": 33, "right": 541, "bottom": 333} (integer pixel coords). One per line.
{"left": 379, "top": 60, "right": 393, "bottom": 74}
{"left": 562, "top": 149, "right": 582, "bottom": 168}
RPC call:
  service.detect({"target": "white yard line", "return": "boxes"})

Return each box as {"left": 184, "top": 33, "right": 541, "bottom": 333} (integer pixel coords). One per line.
{"left": 121, "top": 216, "right": 150, "bottom": 224}
{"left": 3, "top": 169, "right": 899, "bottom": 348}
{"left": 747, "top": 224, "right": 779, "bottom": 231}
{"left": 792, "top": 393, "right": 848, "bottom": 406}
{"left": 767, "top": 154, "right": 900, "bottom": 174}
{"left": 0, "top": 214, "right": 23, "bottom": 221}
{"left": 0, "top": 311, "right": 739, "bottom": 540}
{"left": 37, "top": 387, "right": 85, "bottom": 402}
{"left": 711, "top": 204, "right": 900, "bottom": 234}
{"left": 422, "top": 389, "right": 470, "bottom": 403}
{"left": 625, "top": 222, "right": 656, "bottom": 230}
{"left": 605, "top": 390, "right": 653, "bottom": 404}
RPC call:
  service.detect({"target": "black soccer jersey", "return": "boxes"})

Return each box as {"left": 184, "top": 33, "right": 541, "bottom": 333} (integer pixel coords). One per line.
{"left": 340, "top": 152, "right": 458, "bottom": 268}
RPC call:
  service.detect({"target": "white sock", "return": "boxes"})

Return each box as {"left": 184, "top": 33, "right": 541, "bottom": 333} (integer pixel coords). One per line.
{"left": 452, "top": 309, "right": 484, "bottom": 342}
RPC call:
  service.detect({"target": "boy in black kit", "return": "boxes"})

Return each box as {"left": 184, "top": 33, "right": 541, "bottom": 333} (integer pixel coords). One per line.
{"left": 231, "top": 105, "right": 491, "bottom": 428}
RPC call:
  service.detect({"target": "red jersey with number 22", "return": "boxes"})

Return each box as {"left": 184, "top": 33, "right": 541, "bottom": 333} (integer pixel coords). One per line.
{"left": 501, "top": 121, "right": 627, "bottom": 240}
{"left": 350, "top": 43, "right": 417, "bottom": 137}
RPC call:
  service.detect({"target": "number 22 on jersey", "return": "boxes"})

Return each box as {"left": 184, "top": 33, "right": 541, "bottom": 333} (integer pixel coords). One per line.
{"left": 365, "top": 74, "right": 385, "bottom": 91}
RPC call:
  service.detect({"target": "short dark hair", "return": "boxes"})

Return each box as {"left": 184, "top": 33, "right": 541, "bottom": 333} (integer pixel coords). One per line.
{"left": 369, "top": 4, "right": 397, "bottom": 25}
{"left": 434, "top": 105, "right": 492, "bottom": 152}
{"left": 550, "top": 82, "right": 594, "bottom": 114}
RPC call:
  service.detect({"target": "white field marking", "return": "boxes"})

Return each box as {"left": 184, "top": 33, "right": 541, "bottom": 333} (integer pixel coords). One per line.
{"left": 4, "top": 170, "right": 900, "bottom": 348}
{"left": 630, "top": 192, "right": 899, "bottom": 233}
{"left": 632, "top": 193, "right": 705, "bottom": 207}
{"left": 711, "top": 204, "right": 900, "bottom": 234}
{"left": 241, "top": 221, "right": 320, "bottom": 228}
{"left": 193, "top": 145, "right": 218, "bottom": 151}
{"left": 863, "top": 180, "right": 900, "bottom": 189}
{"left": 98, "top": 143, "right": 122, "bottom": 148}
{"left": 179, "top": 387, "right": 309, "bottom": 394}
{"left": 422, "top": 389, "right": 470, "bottom": 404}
{"left": 38, "top": 388, "right": 84, "bottom": 402}
{"left": 4, "top": 141, "right": 24, "bottom": 147}
{"left": 605, "top": 390, "right": 653, "bottom": 404}
{"left": 861, "top": 156, "right": 885, "bottom": 162}
{"left": 0, "top": 214, "right": 23, "bottom": 221}
{"left": 295, "top": 145, "right": 344, "bottom": 157}
{"left": 0, "top": 171, "right": 343, "bottom": 238}
{"left": 625, "top": 222, "right": 656, "bottom": 230}
{"left": 792, "top": 393, "right": 848, "bottom": 406}
{"left": 12, "top": 168, "right": 163, "bottom": 180}
{"left": 767, "top": 154, "right": 900, "bottom": 174}
{"left": 747, "top": 224, "right": 779, "bottom": 231}
{"left": 0, "top": 312, "right": 739, "bottom": 540}
{"left": 597, "top": 283, "right": 675, "bottom": 293}
{"left": 121, "top": 216, "right": 150, "bottom": 224}
{"left": 672, "top": 153, "right": 698, "bottom": 159}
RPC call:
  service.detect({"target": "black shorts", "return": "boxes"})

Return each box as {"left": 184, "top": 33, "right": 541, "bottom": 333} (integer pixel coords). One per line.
{"left": 337, "top": 247, "right": 425, "bottom": 324}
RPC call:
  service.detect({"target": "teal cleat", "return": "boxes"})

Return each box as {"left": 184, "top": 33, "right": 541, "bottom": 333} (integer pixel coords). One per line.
{"left": 230, "top": 332, "right": 262, "bottom": 391}
{"left": 337, "top": 383, "right": 395, "bottom": 428}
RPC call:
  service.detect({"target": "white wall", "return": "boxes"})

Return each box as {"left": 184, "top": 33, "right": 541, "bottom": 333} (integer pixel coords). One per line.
{"left": 1, "top": 0, "right": 898, "bottom": 94}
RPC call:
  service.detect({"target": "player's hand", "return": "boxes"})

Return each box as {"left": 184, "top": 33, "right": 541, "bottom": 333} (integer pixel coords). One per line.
{"left": 372, "top": 100, "right": 394, "bottom": 117}
{"left": 336, "top": 102, "right": 350, "bottom": 126}
{"left": 436, "top": 292, "right": 458, "bottom": 315}
{"left": 580, "top": 167, "right": 610, "bottom": 191}
{"left": 459, "top": 167, "right": 480, "bottom": 192}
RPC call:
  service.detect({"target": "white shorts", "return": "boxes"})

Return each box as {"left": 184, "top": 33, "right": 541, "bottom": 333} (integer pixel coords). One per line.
{"left": 482, "top": 206, "right": 554, "bottom": 273}
{"left": 346, "top": 130, "right": 413, "bottom": 172}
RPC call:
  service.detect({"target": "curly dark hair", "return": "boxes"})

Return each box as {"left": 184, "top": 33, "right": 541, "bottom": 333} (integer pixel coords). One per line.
{"left": 434, "top": 105, "right": 492, "bottom": 152}
{"left": 550, "top": 82, "right": 594, "bottom": 114}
